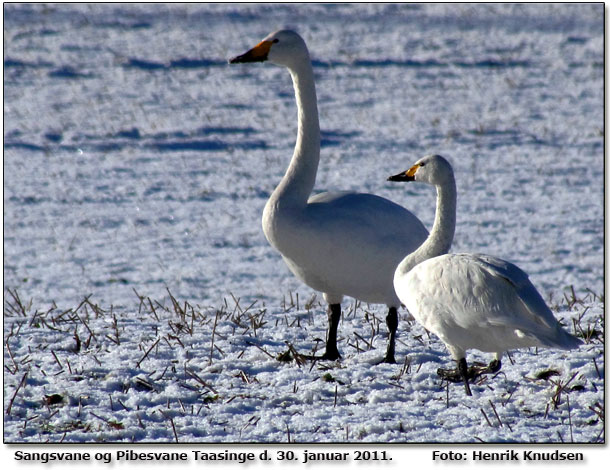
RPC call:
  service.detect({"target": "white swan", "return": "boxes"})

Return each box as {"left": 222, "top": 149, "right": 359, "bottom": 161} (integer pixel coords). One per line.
{"left": 230, "top": 30, "right": 428, "bottom": 362}
{"left": 389, "top": 154, "right": 582, "bottom": 395}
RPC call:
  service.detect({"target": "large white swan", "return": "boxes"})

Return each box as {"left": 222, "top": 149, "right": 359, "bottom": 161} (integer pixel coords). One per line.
{"left": 389, "top": 154, "right": 582, "bottom": 395}
{"left": 230, "top": 30, "right": 428, "bottom": 362}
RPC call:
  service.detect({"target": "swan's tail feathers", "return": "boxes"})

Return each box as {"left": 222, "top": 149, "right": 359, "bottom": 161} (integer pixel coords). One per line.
{"left": 554, "top": 327, "right": 584, "bottom": 350}
{"left": 516, "top": 322, "right": 583, "bottom": 351}
{"left": 537, "top": 325, "right": 583, "bottom": 350}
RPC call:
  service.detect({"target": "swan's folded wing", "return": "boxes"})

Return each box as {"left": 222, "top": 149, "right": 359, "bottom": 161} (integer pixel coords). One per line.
{"left": 466, "top": 253, "right": 558, "bottom": 330}
{"left": 307, "top": 191, "right": 429, "bottom": 247}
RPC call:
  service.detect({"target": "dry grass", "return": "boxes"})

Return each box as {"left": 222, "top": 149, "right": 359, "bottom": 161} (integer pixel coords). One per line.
{"left": 3, "top": 285, "right": 604, "bottom": 443}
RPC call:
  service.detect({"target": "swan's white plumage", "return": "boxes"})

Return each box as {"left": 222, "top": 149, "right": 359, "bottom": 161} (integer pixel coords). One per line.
{"left": 231, "top": 30, "right": 428, "bottom": 360}
{"left": 275, "top": 190, "right": 427, "bottom": 305}
{"left": 391, "top": 154, "right": 582, "bottom": 367}
{"left": 402, "top": 253, "right": 582, "bottom": 360}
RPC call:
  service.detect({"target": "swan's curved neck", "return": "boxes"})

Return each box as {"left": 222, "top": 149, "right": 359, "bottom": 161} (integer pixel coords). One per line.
{"left": 272, "top": 57, "right": 320, "bottom": 207}
{"left": 396, "top": 176, "right": 457, "bottom": 276}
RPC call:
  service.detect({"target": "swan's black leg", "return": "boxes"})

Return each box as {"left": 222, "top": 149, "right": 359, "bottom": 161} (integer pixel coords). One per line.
{"left": 380, "top": 307, "right": 398, "bottom": 364}
{"left": 458, "top": 357, "right": 472, "bottom": 396}
{"left": 320, "top": 303, "right": 342, "bottom": 360}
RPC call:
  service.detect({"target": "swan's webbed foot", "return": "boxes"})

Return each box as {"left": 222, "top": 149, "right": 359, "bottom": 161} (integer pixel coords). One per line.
{"left": 489, "top": 359, "right": 502, "bottom": 373}
{"left": 378, "top": 354, "right": 396, "bottom": 364}
{"left": 438, "top": 359, "right": 502, "bottom": 396}
{"left": 438, "top": 364, "right": 473, "bottom": 382}
{"left": 299, "top": 343, "right": 341, "bottom": 361}
{"left": 439, "top": 359, "right": 502, "bottom": 382}
{"left": 437, "top": 358, "right": 473, "bottom": 395}
{"left": 287, "top": 350, "right": 341, "bottom": 363}
{"left": 279, "top": 342, "right": 341, "bottom": 364}
{"left": 304, "top": 350, "right": 341, "bottom": 361}
{"left": 277, "top": 303, "right": 347, "bottom": 363}
{"left": 437, "top": 366, "right": 461, "bottom": 382}
{"left": 438, "top": 358, "right": 472, "bottom": 395}
{"left": 467, "top": 359, "right": 502, "bottom": 378}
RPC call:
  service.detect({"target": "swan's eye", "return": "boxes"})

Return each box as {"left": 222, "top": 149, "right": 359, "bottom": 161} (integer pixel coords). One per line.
{"left": 273, "top": 38, "right": 279, "bottom": 44}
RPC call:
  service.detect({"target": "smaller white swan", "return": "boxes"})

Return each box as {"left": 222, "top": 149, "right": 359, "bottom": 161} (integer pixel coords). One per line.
{"left": 389, "top": 155, "right": 582, "bottom": 396}
{"left": 230, "top": 30, "right": 428, "bottom": 362}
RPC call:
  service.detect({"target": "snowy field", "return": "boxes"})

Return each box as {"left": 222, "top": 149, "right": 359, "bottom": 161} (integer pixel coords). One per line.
{"left": 3, "top": 2, "right": 604, "bottom": 449}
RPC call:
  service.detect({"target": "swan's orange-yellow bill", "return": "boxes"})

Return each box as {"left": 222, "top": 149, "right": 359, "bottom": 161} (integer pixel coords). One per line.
{"left": 229, "top": 40, "right": 273, "bottom": 63}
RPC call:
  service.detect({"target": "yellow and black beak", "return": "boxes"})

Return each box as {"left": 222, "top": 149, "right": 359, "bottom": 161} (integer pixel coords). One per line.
{"left": 229, "top": 40, "right": 274, "bottom": 64}
{"left": 387, "top": 164, "right": 419, "bottom": 182}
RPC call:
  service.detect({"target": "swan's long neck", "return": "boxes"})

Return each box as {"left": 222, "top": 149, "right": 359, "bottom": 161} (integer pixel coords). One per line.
{"left": 271, "top": 57, "right": 320, "bottom": 207}
{"left": 396, "top": 175, "right": 457, "bottom": 277}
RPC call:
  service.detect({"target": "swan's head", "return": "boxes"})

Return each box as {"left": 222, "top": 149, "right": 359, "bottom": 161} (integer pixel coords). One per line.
{"left": 229, "top": 30, "right": 309, "bottom": 68}
{"left": 388, "top": 154, "right": 454, "bottom": 186}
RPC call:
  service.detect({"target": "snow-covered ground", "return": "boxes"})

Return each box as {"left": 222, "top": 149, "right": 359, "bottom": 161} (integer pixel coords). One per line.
{"left": 3, "top": 2, "right": 604, "bottom": 448}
